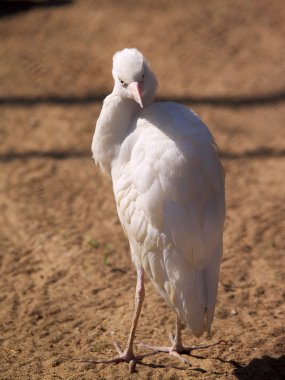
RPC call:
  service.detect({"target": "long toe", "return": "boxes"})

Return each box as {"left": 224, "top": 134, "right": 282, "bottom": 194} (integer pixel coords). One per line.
{"left": 136, "top": 342, "right": 192, "bottom": 366}
{"left": 72, "top": 349, "right": 160, "bottom": 374}
{"left": 180, "top": 339, "right": 227, "bottom": 355}
{"left": 169, "top": 350, "right": 192, "bottom": 365}
{"left": 136, "top": 339, "right": 226, "bottom": 367}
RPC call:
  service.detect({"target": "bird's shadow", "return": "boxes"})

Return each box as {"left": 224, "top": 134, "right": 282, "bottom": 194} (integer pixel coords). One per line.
{"left": 139, "top": 360, "right": 208, "bottom": 373}
{"left": 138, "top": 361, "right": 178, "bottom": 370}
{"left": 59, "top": 351, "right": 285, "bottom": 378}
{"left": 140, "top": 353, "right": 285, "bottom": 378}
{"left": 233, "top": 355, "right": 285, "bottom": 380}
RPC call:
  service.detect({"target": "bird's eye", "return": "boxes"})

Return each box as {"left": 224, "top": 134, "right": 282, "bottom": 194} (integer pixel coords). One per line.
{"left": 119, "top": 78, "right": 127, "bottom": 87}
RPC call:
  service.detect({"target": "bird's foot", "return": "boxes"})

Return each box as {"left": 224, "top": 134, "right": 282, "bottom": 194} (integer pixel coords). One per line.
{"left": 74, "top": 340, "right": 159, "bottom": 374}
{"left": 137, "top": 335, "right": 226, "bottom": 366}
{"left": 137, "top": 342, "right": 192, "bottom": 365}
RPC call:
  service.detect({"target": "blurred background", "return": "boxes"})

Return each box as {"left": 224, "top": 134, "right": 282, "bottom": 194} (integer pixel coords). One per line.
{"left": 0, "top": 1, "right": 284, "bottom": 379}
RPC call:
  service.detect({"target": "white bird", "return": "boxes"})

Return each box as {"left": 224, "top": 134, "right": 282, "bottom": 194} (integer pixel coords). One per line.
{"left": 92, "top": 48, "right": 226, "bottom": 372}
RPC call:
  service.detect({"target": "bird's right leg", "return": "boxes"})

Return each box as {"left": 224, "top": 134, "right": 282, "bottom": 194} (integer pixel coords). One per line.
{"left": 76, "top": 266, "right": 158, "bottom": 373}
{"left": 114, "top": 266, "right": 145, "bottom": 359}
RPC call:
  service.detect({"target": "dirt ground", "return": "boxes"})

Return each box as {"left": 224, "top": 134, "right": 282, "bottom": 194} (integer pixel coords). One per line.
{"left": 0, "top": 1, "right": 285, "bottom": 379}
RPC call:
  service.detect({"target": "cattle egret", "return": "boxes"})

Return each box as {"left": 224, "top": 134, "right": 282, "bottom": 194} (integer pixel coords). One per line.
{"left": 91, "top": 48, "right": 226, "bottom": 372}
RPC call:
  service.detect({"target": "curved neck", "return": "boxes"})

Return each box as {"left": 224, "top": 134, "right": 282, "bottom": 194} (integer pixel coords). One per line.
{"left": 92, "top": 93, "right": 140, "bottom": 175}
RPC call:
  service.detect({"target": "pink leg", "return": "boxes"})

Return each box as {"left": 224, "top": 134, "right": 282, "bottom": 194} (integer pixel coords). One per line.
{"left": 123, "top": 266, "right": 145, "bottom": 358}
{"left": 74, "top": 267, "right": 159, "bottom": 373}
{"left": 138, "top": 315, "right": 225, "bottom": 366}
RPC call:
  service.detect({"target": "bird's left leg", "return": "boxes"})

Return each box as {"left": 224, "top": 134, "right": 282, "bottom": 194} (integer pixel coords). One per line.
{"left": 137, "top": 315, "right": 191, "bottom": 364}
{"left": 138, "top": 315, "right": 224, "bottom": 366}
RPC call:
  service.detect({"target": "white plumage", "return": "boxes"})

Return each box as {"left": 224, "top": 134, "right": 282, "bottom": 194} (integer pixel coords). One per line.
{"left": 92, "top": 48, "right": 225, "bottom": 371}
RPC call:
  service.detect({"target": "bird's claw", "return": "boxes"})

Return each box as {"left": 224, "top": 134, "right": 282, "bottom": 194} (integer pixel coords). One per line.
{"left": 73, "top": 344, "right": 159, "bottom": 374}
{"left": 129, "top": 359, "right": 136, "bottom": 373}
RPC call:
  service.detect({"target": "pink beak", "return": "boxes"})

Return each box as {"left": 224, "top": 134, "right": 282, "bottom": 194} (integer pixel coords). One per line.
{"left": 127, "top": 82, "right": 143, "bottom": 108}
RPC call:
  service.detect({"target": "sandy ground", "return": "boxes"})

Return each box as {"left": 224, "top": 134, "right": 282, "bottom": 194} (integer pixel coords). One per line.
{"left": 0, "top": 1, "right": 285, "bottom": 379}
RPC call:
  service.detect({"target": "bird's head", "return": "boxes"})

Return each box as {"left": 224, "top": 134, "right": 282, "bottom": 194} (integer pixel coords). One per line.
{"left": 112, "top": 48, "right": 157, "bottom": 108}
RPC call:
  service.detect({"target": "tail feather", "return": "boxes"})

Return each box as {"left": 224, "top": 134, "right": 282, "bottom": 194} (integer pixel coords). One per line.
{"left": 141, "top": 244, "right": 222, "bottom": 337}
{"left": 163, "top": 245, "right": 222, "bottom": 337}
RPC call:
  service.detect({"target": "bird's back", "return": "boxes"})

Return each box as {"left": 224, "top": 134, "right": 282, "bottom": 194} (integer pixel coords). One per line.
{"left": 112, "top": 102, "right": 225, "bottom": 336}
